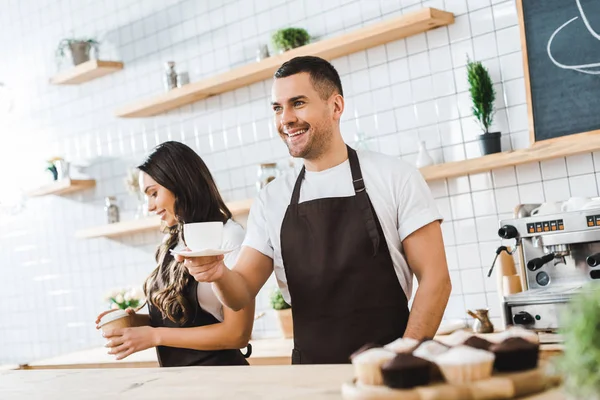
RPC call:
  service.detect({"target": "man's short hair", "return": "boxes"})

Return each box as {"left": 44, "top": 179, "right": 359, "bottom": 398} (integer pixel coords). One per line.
{"left": 274, "top": 56, "right": 344, "bottom": 100}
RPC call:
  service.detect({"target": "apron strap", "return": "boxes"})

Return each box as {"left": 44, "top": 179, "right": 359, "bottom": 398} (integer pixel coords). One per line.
{"left": 290, "top": 166, "right": 306, "bottom": 205}
{"left": 347, "top": 146, "right": 380, "bottom": 257}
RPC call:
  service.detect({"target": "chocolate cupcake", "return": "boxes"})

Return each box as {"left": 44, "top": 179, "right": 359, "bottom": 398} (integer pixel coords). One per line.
{"left": 381, "top": 353, "right": 432, "bottom": 389}
{"left": 462, "top": 336, "right": 493, "bottom": 351}
{"left": 434, "top": 345, "right": 495, "bottom": 384}
{"left": 489, "top": 337, "right": 539, "bottom": 372}
{"left": 384, "top": 337, "right": 419, "bottom": 354}
{"left": 437, "top": 329, "right": 474, "bottom": 347}
{"left": 351, "top": 347, "right": 396, "bottom": 386}
{"left": 412, "top": 340, "right": 449, "bottom": 362}
{"left": 350, "top": 343, "right": 380, "bottom": 360}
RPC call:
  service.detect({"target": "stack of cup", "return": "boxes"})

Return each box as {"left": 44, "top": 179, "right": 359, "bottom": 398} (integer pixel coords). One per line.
{"left": 495, "top": 247, "right": 522, "bottom": 297}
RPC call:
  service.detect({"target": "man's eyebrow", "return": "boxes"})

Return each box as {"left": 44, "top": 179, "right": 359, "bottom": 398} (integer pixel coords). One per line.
{"left": 271, "top": 95, "right": 308, "bottom": 106}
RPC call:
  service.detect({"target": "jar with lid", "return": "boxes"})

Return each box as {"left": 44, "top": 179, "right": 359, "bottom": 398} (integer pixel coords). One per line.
{"left": 256, "top": 163, "right": 279, "bottom": 192}
{"left": 105, "top": 196, "right": 120, "bottom": 224}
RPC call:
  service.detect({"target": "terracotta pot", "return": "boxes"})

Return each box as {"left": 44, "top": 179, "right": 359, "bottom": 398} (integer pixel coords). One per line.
{"left": 276, "top": 308, "right": 293, "bottom": 338}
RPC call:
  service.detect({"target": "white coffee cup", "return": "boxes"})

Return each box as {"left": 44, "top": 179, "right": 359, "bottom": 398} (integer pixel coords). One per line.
{"left": 531, "top": 202, "right": 562, "bottom": 216}
{"left": 183, "top": 221, "right": 223, "bottom": 251}
{"left": 561, "top": 197, "right": 591, "bottom": 212}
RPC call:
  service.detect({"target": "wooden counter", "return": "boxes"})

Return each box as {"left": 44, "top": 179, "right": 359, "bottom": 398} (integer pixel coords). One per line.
{"left": 22, "top": 330, "right": 562, "bottom": 370}
{"left": 22, "top": 338, "right": 294, "bottom": 369}
{"left": 0, "top": 365, "right": 565, "bottom": 400}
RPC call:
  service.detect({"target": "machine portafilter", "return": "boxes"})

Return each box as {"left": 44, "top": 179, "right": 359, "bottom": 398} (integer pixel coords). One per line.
{"left": 527, "top": 240, "right": 570, "bottom": 271}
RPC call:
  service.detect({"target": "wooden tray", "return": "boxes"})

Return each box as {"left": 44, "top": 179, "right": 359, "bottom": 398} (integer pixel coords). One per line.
{"left": 341, "top": 367, "right": 562, "bottom": 400}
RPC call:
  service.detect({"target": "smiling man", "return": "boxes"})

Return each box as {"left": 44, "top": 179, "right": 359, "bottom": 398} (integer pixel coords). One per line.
{"left": 176, "top": 56, "right": 452, "bottom": 364}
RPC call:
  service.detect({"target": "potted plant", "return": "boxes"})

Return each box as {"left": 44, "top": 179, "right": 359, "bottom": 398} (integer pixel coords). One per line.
{"left": 46, "top": 156, "right": 68, "bottom": 181}
{"left": 556, "top": 285, "right": 600, "bottom": 399}
{"left": 272, "top": 27, "right": 311, "bottom": 53}
{"left": 56, "top": 37, "right": 100, "bottom": 66}
{"left": 270, "top": 287, "right": 293, "bottom": 338}
{"left": 466, "top": 57, "right": 501, "bottom": 155}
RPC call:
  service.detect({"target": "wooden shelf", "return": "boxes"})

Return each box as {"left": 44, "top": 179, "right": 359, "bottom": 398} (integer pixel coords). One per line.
{"left": 419, "top": 131, "right": 600, "bottom": 181}
{"left": 50, "top": 60, "right": 124, "bottom": 85}
{"left": 75, "top": 198, "right": 254, "bottom": 239}
{"left": 75, "top": 216, "right": 161, "bottom": 239}
{"left": 27, "top": 179, "right": 96, "bottom": 197}
{"left": 115, "top": 7, "right": 454, "bottom": 118}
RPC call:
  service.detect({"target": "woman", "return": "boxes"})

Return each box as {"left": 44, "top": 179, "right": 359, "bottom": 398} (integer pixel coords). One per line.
{"left": 95, "top": 141, "right": 254, "bottom": 366}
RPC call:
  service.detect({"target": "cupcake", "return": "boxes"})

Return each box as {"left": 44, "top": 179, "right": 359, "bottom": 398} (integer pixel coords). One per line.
{"left": 498, "top": 326, "right": 539, "bottom": 344}
{"left": 462, "top": 335, "right": 493, "bottom": 351}
{"left": 381, "top": 353, "right": 432, "bottom": 389}
{"left": 434, "top": 345, "right": 495, "bottom": 384}
{"left": 384, "top": 337, "right": 419, "bottom": 353}
{"left": 437, "top": 329, "right": 474, "bottom": 347}
{"left": 351, "top": 347, "right": 396, "bottom": 386}
{"left": 489, "top": 337, "right": 539, "bottom": 372}
{"left": 350, "top": 343, "right": 380, "bottom": 360}
{"left": 413, "top": 340, "right": 449, "bottom": 362}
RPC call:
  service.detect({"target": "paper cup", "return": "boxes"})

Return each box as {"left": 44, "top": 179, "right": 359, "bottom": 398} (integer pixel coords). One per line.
{"left": 183, "top": 221, "right": 223, "bottom": 251}
{"left": 98, "top": 310, "right": 149, "bottom": 337}
{"left": 98, "top": 310, "right": 134, "bottom": 335}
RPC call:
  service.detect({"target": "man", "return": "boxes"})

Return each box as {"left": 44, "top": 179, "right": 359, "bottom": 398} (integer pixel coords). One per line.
{"left": 176, "top": 56, "right": 452, "bottom": 364}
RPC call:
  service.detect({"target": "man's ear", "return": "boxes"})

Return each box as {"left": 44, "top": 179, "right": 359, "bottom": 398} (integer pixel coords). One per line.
{"left": 331, "top": 94, "right": 344, "bottom": 120}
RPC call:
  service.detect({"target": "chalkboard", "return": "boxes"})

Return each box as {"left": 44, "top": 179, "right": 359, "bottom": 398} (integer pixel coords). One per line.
{"left": 518, "top": 0, "right": 600, "bottom": 142}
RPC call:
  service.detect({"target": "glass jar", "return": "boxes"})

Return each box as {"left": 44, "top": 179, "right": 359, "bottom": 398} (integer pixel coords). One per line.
{"left": 256, "top": 163, "right": 279, "bottom": 192}
{"left": 164, "top": 61, "right": 177, "bottom": 91}
{"left": 105, "top": 196, "right": 120, "bottom": 224}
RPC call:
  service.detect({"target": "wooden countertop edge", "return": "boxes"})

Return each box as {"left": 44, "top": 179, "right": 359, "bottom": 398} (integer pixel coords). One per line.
{"left": 20, "top": 338, "right": 294, "bottom": 369}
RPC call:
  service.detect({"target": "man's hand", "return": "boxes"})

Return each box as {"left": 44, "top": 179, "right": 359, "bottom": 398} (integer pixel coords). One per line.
{"left": 174, "top": 253, "right": 226, "bottom": 283}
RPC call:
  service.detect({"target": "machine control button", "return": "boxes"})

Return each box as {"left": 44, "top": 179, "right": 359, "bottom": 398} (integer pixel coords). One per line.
{"left": 513, "top": 311, "right": 535, "bottom": 325}
{"left": 535, "top": 222, "right": 543, "bottom": 233}
{"left": 498, "top": 225, "right": 518, "bottom": 239}
{"left": 536, "top": 271, "right": 550, "bottom": 286}
{"left": 587, "top": 216, "right": 595, "bottom": 227}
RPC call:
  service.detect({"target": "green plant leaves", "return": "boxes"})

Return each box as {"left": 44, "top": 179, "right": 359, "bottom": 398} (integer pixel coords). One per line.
{"left": 270, "top": 288, "right": 291, "bottom": 310}
{"left": 272, "top": 28, "right": 310, "bottom": 52}
{"left": 556, "top": 284, "right": 600, "bottom": 398}
{"left": 466, "top": 57, "right": 496, "bottom": 134}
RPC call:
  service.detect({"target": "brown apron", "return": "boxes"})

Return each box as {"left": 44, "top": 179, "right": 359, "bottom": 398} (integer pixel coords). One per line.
{"left": 148, "top": 276, "right": 249, "bottom": 367}
{"left": 280, "top": 146, "right": 409, "bottom": 364}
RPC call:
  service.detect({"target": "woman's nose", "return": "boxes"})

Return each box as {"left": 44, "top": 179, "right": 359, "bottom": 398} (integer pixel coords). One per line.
{"left": 147, "top": 198, "right": 156, "bottom": 212}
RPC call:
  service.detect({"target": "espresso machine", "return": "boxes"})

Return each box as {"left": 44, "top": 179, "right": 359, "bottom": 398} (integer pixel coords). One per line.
{"left": 496, "top": 202, "right": 600, "bottom": 332}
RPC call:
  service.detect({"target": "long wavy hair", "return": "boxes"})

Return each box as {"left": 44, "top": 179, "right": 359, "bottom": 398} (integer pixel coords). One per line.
{"left": 138, "top": 141, "right": 232, "bottom": 324}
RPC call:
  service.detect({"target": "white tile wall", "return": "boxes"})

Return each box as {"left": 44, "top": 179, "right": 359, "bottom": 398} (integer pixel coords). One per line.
{"left": 1, "top": 0, "right": 598, "bottom": 364}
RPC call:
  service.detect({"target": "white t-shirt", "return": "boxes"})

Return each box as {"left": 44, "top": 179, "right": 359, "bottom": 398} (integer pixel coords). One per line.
{"left": 174, "top": 219, "right": 245, "bottom": 322}
{"left": 242, "top": 150, "right": 443, "bottom": 305}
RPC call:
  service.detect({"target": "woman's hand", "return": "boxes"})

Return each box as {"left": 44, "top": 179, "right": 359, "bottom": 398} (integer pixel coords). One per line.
{"left": 95, "top": 307, "right": 135, "bottom": 329}
{"left": 103, "top": 326, "right": 159, "bottom": 360}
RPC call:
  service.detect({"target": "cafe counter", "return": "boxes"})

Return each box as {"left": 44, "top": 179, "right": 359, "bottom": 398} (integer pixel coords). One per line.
{"left": 0, "top": 364, "right": 565, "bottom": 400}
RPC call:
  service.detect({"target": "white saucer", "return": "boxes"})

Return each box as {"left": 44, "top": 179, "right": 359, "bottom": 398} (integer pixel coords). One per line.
{"left": 169, "top": 248, "right": 235, "bottom": 257}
